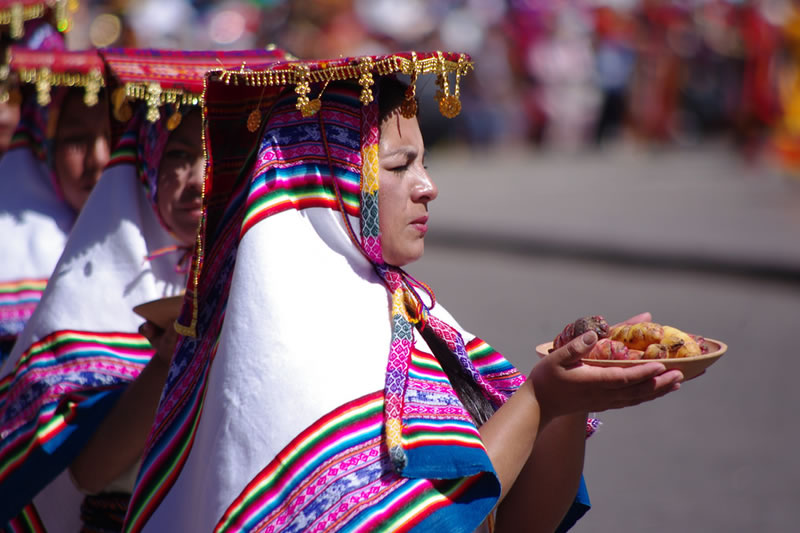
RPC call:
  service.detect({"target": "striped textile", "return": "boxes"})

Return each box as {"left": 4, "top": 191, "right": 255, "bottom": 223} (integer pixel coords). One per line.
{"left": 213, "top": 386, "right": 497, "bottom": 533}
{"left": 0, "top": 330, "right": 153, "bottom": 524}
{"left": 3, "top": 503, "right": 46, "bottom": 533}
{"left": 0, "top": 279, "right": 47, "bottom": 340}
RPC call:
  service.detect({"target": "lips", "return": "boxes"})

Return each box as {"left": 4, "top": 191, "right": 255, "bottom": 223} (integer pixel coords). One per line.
{"left": 410, "top": 215, "right": 428, "bottom": 234}
{"left": 176, "top": 201, "right": 203, "bottom": 219}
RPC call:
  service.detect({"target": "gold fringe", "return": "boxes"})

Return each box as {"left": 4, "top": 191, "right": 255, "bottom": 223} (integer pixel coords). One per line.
{"left": 212, "top": 52, "right": 473, "bottom": 119}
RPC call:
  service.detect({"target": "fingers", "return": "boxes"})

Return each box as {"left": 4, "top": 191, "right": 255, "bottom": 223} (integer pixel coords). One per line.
{"left": 600, "top": 362, "right": 669, "bottom": 388}
{"left": 138, "top": 321, "right": 164, "bottom": 344}
{"left": 609, "top": 370, "right": 683, "bottom": 409}
{"left": 554, "top": 331, "right": 597, "bottom": 368}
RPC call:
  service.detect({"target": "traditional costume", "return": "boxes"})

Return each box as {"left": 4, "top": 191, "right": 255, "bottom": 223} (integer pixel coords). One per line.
{"left": 125, "top": 52, "right": 591, "bottom": 533}
{"left": 0, "top": 48, "right": 287, "bottom": 532}
{"left": 0, "top": 44, "right": 103, "bottom": 364}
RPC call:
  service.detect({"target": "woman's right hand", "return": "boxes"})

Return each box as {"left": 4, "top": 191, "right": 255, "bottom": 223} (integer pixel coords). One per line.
{"left": 138, "top": 320, "right": 178, "bottom": 366}
{"left": 528, "top": 331, "right": 683, "bottom": 424}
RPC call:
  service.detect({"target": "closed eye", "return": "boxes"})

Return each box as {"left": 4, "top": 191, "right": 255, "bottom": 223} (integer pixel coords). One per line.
{"left": 389, "top": 164, "right": 409, "bottom": 173}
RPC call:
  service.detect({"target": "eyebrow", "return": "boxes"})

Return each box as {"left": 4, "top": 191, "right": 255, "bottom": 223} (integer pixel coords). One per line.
{"left": 381, "top": 146, "right": 418, "bottom": 159}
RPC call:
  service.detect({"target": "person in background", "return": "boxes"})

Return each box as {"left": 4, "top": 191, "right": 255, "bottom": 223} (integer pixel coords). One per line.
{"left": 0, "top": 46, "right": 110, "bottom": 365}
{"left": 0, "top": 0, "right": 73, "bottom": 157}
{"left": 0, "top": 48, "right": 288, "bottom": 532}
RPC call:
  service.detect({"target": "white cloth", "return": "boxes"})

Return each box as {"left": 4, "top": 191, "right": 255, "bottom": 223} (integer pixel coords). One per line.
{"left": 0, "top": 146, "right": 73, "bottom": 289}
{"left": 144, "top": 202, "right": 472, "bottom": 531}
{"left": 2, "top": 163, "right": 186, "bottom": 532}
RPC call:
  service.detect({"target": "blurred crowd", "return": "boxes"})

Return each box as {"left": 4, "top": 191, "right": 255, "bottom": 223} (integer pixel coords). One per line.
{"left": 61, "top": 0, "right": 800, "bottom": 165}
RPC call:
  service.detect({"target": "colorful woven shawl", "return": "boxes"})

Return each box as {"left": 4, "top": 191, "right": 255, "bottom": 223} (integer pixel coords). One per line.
{"left": 124, "top": 52, "right": 587, "bottom": 533}
{"left": 0, "top": 46, "right": 104, "bottom": 364}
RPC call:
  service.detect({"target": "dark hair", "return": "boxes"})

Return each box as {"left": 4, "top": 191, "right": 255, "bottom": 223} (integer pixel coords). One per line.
{"left": 377, "top": 76, "right": 410, "bottom": 125}
{"left": 376, "top": 78, "right": 496, "bottom": 426}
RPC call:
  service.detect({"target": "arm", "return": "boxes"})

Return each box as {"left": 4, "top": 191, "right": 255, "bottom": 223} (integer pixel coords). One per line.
{"left": 480, "top": 331, "right": 683, "bottom": 531}
{"left": 494, "top": 413, "right": 586, "bottom": 533}
{"left": 69, "top": 321, "right": 176, "bottom": 493}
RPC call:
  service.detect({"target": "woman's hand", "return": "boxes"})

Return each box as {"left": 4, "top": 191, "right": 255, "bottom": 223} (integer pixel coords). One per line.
{"left": 70, "top": 323, "right": 177, "bottom": 494}
{"left": 529, "top": 330, "right": 683, "bottom": 424}
{"left": 138, "top": 320, "right": 178, "bottom": 366}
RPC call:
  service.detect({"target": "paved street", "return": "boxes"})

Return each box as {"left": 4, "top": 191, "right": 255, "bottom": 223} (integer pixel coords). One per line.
{"left": 409, "top": 142, "right": 800, "bottom": 533}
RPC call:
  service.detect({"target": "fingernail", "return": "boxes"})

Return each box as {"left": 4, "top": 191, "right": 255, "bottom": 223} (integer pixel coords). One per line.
{"left": 582, "top": 331, "right": 597, "bottom": 344}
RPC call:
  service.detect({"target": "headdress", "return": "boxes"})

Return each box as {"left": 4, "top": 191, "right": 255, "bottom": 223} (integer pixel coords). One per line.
{"left": 0, "top": 48, "right": 289, "bottom": 531}
{"left": 0, "top": 0, "right": 73, "bottom": 41}
{"left": 0, "top": 46, "right": 105, "bottom": 364}
{"left": 6, "top": 45, "right": 105, "bottom": 157}
{"left": 123, "top": 52, "right": 553, "bottom": 533}
{"left": 100, "top": 47, "right": 290, "bottom": 232}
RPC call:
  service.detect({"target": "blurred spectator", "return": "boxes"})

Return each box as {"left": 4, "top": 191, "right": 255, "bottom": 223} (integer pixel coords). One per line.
{"left": 53, "top": 0, "right": 798, "bottom": 165}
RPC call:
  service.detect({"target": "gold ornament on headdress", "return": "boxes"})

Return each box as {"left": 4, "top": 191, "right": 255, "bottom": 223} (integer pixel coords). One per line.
{"left": 358, "top": 56, "right": 374, "bottom": 105}
{"left": 112, "top": 86, "right": 132, "bottom": 122}
{"left": 217, "top": 51, "right": 473, "bottom": 128}
{"left": 435, "top": 52, "right": 462, "bottom": 119}
{"left": 246, "top": 108, "right": 261, "bottom": 133}
{"left": 83, "top": 68, "right": 102, "bottom": 107}
{"left": 10, "top": 3, "right": 23, "bottom": 39}
{"left": 294, "top": 63, "right": 318, "bottom": 118}
{"left": 167, "top": 103, "right": 182, "bottom": 131}
{"left": 146, "top": 82, "right": 162, "bottom": 122}
{"left": 35, "top": 67, "right": 51, "bottom": 106}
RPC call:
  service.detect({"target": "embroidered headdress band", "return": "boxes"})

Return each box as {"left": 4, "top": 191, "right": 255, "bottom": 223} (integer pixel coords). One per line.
{"left": 4, "top": 46, "right": 104, "bottom": 106}
{"left": 101, "top": 47, "right": 292, "bottom": 124}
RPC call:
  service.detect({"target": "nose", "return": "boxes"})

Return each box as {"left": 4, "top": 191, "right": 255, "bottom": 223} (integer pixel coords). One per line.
{"left": 84, "top": 134, "right": 110, "bottom": 176}
{"left": 413, "top": 166, "right": 438, "bottom": 204}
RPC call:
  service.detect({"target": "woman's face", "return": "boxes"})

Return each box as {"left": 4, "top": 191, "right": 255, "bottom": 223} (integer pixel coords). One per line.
{"left": 53, "top": 90, "right": 111, "bottom": 212}
{"left": 157, "top": 110, "right": 204, "bottom": 247}
{"left": 378, "top": 112, "right": 438, "bottom": 267}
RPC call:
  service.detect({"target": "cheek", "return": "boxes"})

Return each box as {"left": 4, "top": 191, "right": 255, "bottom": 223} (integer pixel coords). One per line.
{"left": 54, "top": 149, "right": 84, "bottom": 183}
{"left": 156, "top": 175, "right": 177, "bottom": 217}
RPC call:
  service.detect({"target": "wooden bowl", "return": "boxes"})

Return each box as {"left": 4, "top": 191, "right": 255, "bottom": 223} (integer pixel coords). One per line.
{"left": 535, "top": 338, "right": 727, "bottom": 381}
{"left": 132, "top": 294, "right": 185, "bottom": 330}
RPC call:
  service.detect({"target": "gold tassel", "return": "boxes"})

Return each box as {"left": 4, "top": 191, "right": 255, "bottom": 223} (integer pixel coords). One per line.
{"left": 358, "top": 56, "right": 374, "bottom": 105}
{"left": 166, "top": 104, "right": 182, "bottom": 131}
{"left": 83, "top": 68, "right": 102, "bottom": 107}
{"left": 35, "top": 67, "right": 51, "bottom": 107}
{"left": 294, "top": 64, "right": 318, "bottom": 117}
{"left": 246, "top": 109, "right": 261, "bottom": 133}
{"left": 145, "top": 82, "right": 162, "bottom": 123}
{"left": 112, "top": 86, "right": 132, "bottom": 122}
{"left": 10, "top": 3, "right": 23, "bottom": 39}
{"left": 434, "top": 51, "right": 462, "bottom": 119}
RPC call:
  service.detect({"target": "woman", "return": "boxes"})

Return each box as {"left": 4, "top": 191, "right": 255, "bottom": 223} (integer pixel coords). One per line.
{"left": 0, "top": 47, "right": 110, "bottom": 363}
{"left": 0, "top": 48, "right": 288, "bottom": 532}
{"left": 125, "top": 52, "right": 682, "bottom": 532}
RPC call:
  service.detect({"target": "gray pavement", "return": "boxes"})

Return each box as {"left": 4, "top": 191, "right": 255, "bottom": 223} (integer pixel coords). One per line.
{"left": 408, "top": 142, "right": 800, "bottom": 533}
{"left": 424, "top": 142, "right": 800, "bottom": 279}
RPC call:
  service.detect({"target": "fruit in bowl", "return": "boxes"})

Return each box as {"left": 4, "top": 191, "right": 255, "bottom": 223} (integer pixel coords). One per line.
{"left": 540, "top": 315, "right": 727, "bottom": 381}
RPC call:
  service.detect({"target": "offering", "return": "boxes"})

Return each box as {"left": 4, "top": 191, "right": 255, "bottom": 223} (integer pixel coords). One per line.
{"left": 132, "top": 294, "right": 185, "bottom": 330}
{"left": 539, "top": 315, "right": 727, "bottom": 380}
